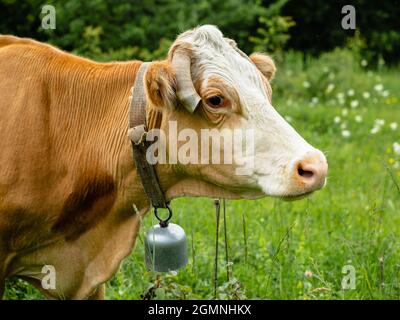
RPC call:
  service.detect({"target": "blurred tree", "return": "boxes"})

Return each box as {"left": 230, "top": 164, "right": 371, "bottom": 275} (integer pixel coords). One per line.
{"left": 1, "top": 0, "right": 399, "bottom": 63}
{"left": 281, "top": 0, "right": 400, "bottom": 64}
{"left": 0, "top": 0, "right": 45, "bottom": 39}
{"left": 6, "top": 0, "right": 264, "bottom": 60}
{"left": 250, "top": 0, "right": 295, "bottom": 60}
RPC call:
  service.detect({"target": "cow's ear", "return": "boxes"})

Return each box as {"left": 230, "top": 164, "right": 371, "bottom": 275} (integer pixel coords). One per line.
{"left": 249, "top": 53, "right": 276, "bottom": 81}
{"left": 144, "top": 61, "right": 177, "bottom": 110}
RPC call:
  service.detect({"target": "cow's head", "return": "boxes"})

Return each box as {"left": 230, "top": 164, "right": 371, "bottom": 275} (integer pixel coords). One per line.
{"left": 143, "top": 25, "right": 328, "bottom": 200}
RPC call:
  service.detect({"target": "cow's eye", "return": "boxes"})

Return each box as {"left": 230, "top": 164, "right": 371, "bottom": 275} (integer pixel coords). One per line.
{"left": 207, "top": 95, "right": 223, "bottom": 107}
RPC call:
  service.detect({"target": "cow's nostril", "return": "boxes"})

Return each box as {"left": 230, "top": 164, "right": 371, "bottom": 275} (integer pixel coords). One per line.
{"left": 294, "top": 153, "right": 328, "bottom": 192}
{"left": 297, "top": 167, "right": 314, "bottom": 179}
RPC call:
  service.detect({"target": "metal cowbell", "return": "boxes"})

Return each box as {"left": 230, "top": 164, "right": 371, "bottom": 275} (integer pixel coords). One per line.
{"left": 144, "top": 223, "right": 188, "bottom": 272}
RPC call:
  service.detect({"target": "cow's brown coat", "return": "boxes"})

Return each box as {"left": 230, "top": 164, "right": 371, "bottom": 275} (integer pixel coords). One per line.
{"left": 0, "top": 36, "right": 146, "bottom": 299}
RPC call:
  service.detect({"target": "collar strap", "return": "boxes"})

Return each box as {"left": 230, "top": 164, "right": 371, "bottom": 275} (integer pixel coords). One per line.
{"left": 128, "top": 62, "right": 168, "bottom": 209}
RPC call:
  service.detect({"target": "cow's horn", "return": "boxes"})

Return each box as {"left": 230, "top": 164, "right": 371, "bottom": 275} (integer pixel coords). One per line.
{"left": 171, "top": 49, "right": 201, "bottom": 113}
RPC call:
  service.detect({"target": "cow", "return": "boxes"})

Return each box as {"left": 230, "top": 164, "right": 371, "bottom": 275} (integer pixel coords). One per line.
{"left": 0, "top": 25, "right": 327, "bottom": 299}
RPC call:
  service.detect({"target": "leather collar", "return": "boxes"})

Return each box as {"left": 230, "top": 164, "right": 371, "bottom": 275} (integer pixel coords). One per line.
{"left": 128, "top": 62, "right": 168, "bottom": 209}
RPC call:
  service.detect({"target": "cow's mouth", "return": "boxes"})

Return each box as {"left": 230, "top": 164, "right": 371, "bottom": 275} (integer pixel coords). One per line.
{"left": 280, "top": 191, "right": 314, "bottom": 201}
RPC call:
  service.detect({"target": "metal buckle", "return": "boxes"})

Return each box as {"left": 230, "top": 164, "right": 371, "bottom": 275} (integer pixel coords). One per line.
{"left": 128, "top": 124, "right": 147, "bottom": 144}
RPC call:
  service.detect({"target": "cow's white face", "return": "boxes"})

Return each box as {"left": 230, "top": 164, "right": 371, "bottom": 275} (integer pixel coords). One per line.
{"left": 145, "top": 25, "right": 328, "bottom": 200}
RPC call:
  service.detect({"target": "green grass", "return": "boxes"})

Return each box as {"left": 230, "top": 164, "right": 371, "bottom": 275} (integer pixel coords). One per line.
{"left": 4, "top": 49, "right": 400, "bottom": 300}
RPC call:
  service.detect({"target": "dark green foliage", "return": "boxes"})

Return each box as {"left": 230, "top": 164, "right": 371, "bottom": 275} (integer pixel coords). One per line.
{"left": 281, "top": 0, "right": 400, "bottom": 64}
{"left": 0, "top": 0, "right": 45, "bottom": 39}
{"left": 1, "top": 0, "right": 398, "bottom": 63}
{"left": 1, "top": 0, "right": 265, "bottom": 60}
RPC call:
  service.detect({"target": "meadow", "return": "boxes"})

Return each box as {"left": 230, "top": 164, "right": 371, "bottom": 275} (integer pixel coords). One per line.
{"left": 5, "top": 48, "right": 400, "bottom": 300}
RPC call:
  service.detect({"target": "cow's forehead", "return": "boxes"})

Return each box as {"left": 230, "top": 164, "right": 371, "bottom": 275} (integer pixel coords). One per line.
{"left": 177, "top": 25, "right": 264, "bottom": 90}
{"left": 177, "top": 25, "right": 232, "bottom": 52}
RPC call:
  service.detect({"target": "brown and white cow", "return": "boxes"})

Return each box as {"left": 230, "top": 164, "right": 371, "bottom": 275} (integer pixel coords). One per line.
{"left": 0, "top": 25, "right": 327, "bottom": 299}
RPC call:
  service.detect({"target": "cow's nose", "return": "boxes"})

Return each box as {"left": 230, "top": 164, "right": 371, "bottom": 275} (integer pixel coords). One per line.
{"left": 294, "top": 152, "right": 328, "bottom": 192}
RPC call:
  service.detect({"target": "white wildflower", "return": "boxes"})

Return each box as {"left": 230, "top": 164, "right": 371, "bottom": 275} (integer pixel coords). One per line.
{"left": 303, "top": 81, "right": 310, "bottom": 88}
{"left": 362, "top": 91, "right": 370, "bottom": 99}
{"left": 342, "top": 130, "right": 351, "bottom": 138}
{"left": 311, "top": 97, "right": 319, "bottom": 104}
{"left": 390, "top": 122, "right": 398, "bottom": 131}
{"left": 355, "top": 115, "right": 363, "bottom": 123}
{"left": 342, "top": 109, "right": 349, "bottom": 116}
{"left": 370, "top": 126, "right": 380, "bottom": 134}
{"left": 347, "top": 89, "right": 355, "bottom": 96}
{"left": 337, "top": 92, "right": 345, "bottom": 99}
{"left": 361, "top": 59, "right": 368, "bottom": 67}
{"left": 374, "top": 84, "right": 384, "bottom": 92}
{"left": 350, "top": 100, "right": 359, "bottom": 108}
{"left": 382, "top": 90, "right": 389, "bottom": 97}
{"left": 326, "top": 83, "right": 335, "bottom": 94}
{"left": 334, "top": 116, "right": 341, "bottom": 124}
{"left": 393, "top": 142, "right": 400, "bottom": 155}
{"left": 375, "top": 119, "right": 385, "bottom": 126}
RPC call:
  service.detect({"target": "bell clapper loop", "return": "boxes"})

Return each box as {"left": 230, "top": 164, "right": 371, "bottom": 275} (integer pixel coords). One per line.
{"left": 154, "top": 203, "right": 173, "bottom": 228}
